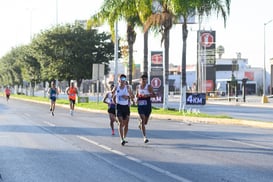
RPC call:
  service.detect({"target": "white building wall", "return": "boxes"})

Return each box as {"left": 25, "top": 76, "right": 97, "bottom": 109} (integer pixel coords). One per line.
{"left": 169, "top": 71, "right": 196, "bottom": 91}
{"left": 169, "top": 57, "right": 267, "bottom": 94}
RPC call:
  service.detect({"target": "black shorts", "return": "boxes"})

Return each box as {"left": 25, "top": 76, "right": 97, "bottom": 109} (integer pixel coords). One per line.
{"left": 138, "top": 105, "right": 152, "bottom": 117}
{"left": 50, "top": 96, "right": 56, "bottom": 102}
{"left": 108, "top": 107, "right": 116, "bottom": 116}
{"left": 117, "top": 104, "right": 130, "bottom": 119}
{"left": 69, "top": 99, "right": 76, "bottom": 104}
{"left": 6, "top": 94, "right": 10, "bottom": 99}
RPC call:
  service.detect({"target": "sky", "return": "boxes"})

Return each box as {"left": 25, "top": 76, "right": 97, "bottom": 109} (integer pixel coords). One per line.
{"left": 0, "top": 0, "right": 273, "bottom": 69}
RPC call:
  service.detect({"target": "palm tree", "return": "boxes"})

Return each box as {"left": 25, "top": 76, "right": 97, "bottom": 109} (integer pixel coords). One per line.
{"left": 135, "top": 0, "right": 153, "bottom": 75}
{"left": 172, "top": 0, "right": 230, "bottom": 111}
{"left": 90, "top": 0, "right": 143, "bottom": 85}
{"left": 144, "top": 1, "right": 174, "bottom": 109}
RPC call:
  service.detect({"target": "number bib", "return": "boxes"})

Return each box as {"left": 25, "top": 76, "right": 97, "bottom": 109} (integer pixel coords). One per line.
{"left": 138, "top": 100, "right": 147, "bottom": 106}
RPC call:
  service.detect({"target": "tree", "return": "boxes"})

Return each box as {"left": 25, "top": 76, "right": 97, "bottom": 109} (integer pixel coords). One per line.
{"left": 141, "top": 0, "right": 230, "bottom": 110}
{"left": 172, "top": 0, "right": 230, "bottom": 111}
{"left": 90, "top": 0, "right": 144, "bottom": 84}
{"left": 31, "top": 24, "right": 114, "bottom": 86}
{"left": 17, "top": 45, "right": 41, "bottom": 85}
{"left": 14, "top": 45, "right": 41, "bottom": 96}
{"left": 0, "top": 23, "right": 114, "bottom": 89}
{"left": 0, "top": 47, "right": 23, "bottom": 86}
{"left": 136, "top": 0, "right": 153, "bottom": 75}
{"left": 144, "top": 0, "right": 174, "bottom": 109}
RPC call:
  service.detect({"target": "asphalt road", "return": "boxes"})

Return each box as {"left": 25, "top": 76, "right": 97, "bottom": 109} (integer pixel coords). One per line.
{"left": 1, "top": 97, "right": 273, "bottom": 182}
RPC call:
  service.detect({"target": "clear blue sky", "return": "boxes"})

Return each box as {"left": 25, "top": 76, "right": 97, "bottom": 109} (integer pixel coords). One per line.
{"left": 0, "top": 0, "right": 272, "bottom": 69}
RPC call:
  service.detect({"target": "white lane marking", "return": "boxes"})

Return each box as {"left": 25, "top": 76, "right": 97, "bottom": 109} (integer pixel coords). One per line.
{"left": 77, "top": 136, "right": 192, "bottom": 182}
{"left": 78, "top": 136, "right": 126, "bottom": 156}
{"left": 190, "top": 132, "right": 272, "bottom": 150}
{"left": 43, "top": 121, "right": 56, "bottom": 127}
{"left": 227, "top": 139, "right": 273, "bottom": 150}
{"left": 24, "top": 113, "right": 31, "bottom": 117}
{"left": 0, "top": 135, "right": 9, "bottom": 138}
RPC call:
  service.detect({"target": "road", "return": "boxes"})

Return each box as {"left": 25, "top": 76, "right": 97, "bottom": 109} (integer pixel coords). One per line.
{"left": 1, "top": 97, "right": 273, "bottom": 182}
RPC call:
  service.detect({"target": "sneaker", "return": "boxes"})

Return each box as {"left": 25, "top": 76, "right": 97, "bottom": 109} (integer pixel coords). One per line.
{"left": 144, "top": 138, "right": 149, "bottom": 143}
{"left": 124, "top": 138, "right": 128, "bottom": 143}
{"left": 112, "top": 130, "right": 115, "bottom": 135}
{"left": 50, "top": 108, "right": 52, "bottom": 112}
{"left": 51, "top": 112, "right": 54, "bottom": 116}
{"left": 70, "top": 110, "right": 73, "bottom": 116}
{"left": 121, "top": 140, "right": 126, "bottom": 146}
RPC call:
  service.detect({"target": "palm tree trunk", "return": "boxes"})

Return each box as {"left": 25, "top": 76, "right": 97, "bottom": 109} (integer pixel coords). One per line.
{"left": 163, "top": 29, "right": 170, "bottom": 109}
{"left": 127, "top": 25, "right": 136, "bottom": 85}
{"left": 179, "top": 23, "right": 188, "bottom": 112}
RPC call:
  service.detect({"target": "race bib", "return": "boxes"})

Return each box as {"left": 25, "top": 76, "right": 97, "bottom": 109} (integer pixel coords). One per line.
{"left": 138, "top": 100, "right": 147, "bottom": 106}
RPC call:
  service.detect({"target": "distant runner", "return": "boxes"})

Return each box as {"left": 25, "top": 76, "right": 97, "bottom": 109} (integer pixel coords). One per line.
{"left": 103, "top": 83, "right": 117, "bottom": 135}
{"left": 66, "top": 81, "right": 78, "bottom": 116}
{"left": 47, "top": 81, "right": 59, "bottom": 116}
{"left": 4, "top": 86, "right": 11, "bottom": 103}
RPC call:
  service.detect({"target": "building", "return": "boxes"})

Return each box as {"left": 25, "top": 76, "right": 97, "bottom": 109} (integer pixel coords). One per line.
{"left": 167, "top": 57, "right": 267, "bottom": 96}
{"left": 105, "top": 56, "right": 269, "bottom": 96}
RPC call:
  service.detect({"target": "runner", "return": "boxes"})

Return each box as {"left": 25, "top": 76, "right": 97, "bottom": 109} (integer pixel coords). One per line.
{"left": 103, "top": 83, "right": 117, "bottom": 135}
{"left": 47, "top": 81, "right": 59, "bottom": 116}
{"left": 136, "top": 74, "right": 156, "bottom": 143}
{"left": 4, "top": 86, "right": 11, "bottom": 103}
{"left": 66, "top": 81, "right": 78, "bottom": 116}
{"left": 113, "top": 74, "right": 134, "bottom": 146}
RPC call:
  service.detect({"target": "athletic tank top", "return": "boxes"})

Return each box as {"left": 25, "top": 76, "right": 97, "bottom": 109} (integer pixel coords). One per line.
{"left": 116, "top": 85, "right": 129, "bottom": 105}
{"left": 107, "top": 92, "right": 115, "bottom": 108}
{"left": 49, "top": 88, "right": 57, "bottom": 97}
{"left": 137, "top": 84, "right": 151, "bottom": 106}
{"left": 68, "top": 87, "right": 77, "bottom": 100}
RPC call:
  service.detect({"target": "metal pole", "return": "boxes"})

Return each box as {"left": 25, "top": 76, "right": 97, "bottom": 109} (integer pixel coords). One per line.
{"left": 114, "top": 21, "right": 119, "bottom": 85}
{"left": 262, "top": 19, "right": 273, "bottom": 103}
{"left": 197, "top": 15, "right": 202, "bottom": 92}
{"left": 56, "top": 0, "right": 58, "bottom": 25}
{"left": 202, "top": 46, "right": 206, "bottom": 93}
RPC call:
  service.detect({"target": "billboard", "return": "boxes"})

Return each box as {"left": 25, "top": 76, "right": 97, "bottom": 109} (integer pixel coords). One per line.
{"left": 150, "top": 51, "right": 164, "bottom": 103}
{"left": 151, "top": 51, "right": 163, "bottom": 67}
{"left": 198, "top": 31, "right": 216, "bottom": 65}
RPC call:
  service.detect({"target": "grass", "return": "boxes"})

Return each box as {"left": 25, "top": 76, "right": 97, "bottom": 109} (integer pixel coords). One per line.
{"left": 12, "top": 94, "right": 231, "bottom": 119}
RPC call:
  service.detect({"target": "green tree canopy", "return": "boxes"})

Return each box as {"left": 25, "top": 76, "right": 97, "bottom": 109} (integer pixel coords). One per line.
{"left": 31, "top": 24, "right": 114, "bottom": 85}
{"left": 0, "top": 23, "right": 114, "bottom": 88}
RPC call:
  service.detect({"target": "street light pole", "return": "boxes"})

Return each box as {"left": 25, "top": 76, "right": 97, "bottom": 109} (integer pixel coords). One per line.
{"left": 114, "top": 21, "right": 119, "bottom": 85}
{"left": 262, "top": 19, "right": 273, "bottom": 103}
{"left": 56, "top": 0, "right": 58, "bottom": 25}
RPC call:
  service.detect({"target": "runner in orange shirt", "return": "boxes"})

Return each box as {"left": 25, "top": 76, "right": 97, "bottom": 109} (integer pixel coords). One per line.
{"left": 4, "top": 86, "right": 11, "bottom": 103}
{"left": 66, "top": 81, "right": 78, "bottom": 116}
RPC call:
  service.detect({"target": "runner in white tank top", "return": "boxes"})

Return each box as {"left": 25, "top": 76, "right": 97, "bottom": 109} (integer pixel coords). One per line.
{"left": 113, "top": 74, "right": 134, "bottom": 146}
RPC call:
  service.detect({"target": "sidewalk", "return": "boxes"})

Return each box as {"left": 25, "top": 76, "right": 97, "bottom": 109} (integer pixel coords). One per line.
{"left": 206, "top": 95, "right": 273, "bottom": 108}
{"left": 168, "top": 94, "right": 273, "bottom": 108}
{"left": 163, "top": 94, "right": 273, "bottom": 129}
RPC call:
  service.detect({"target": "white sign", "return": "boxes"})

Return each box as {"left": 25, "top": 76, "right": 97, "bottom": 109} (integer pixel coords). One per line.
{"left": 92, "top": 64, "right": 105, "bottom": 80}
